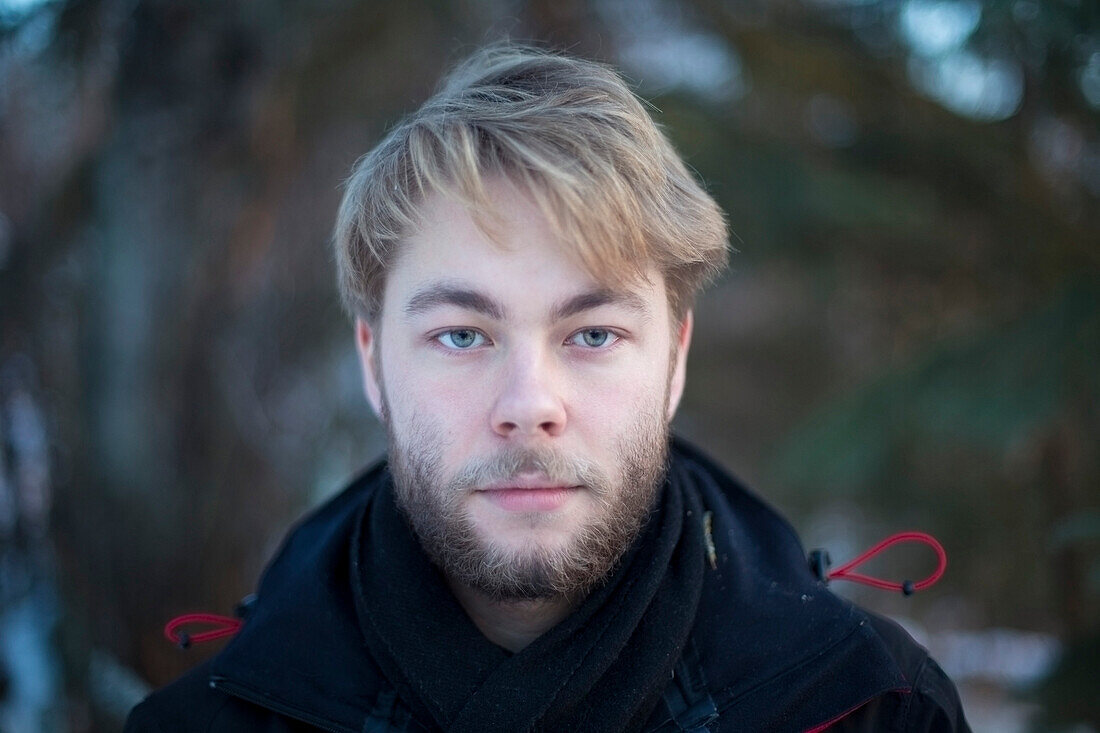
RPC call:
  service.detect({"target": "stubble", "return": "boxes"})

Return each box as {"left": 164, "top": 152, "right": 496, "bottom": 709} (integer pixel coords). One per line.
{"left": 385, "top": 404, "right": 670, "bottom": 602}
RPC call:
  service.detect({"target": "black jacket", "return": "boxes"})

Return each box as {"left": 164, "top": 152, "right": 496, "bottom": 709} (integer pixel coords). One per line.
{"left": 125, "top": 439, "right": 969, "bottom": 732}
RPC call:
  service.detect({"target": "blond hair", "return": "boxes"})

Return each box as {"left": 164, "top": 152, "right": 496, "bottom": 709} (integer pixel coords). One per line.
{"left": 334, "top": 44, "right": 729, "bottom": 322}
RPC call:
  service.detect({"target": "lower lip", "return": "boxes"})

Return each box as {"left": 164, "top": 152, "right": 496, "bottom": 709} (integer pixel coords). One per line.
{"left": 480, "top": 487, "right": 580, "bottom": 512}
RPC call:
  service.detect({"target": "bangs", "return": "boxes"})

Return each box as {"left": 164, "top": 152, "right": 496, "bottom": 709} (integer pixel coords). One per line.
{"left": 335, "top": 45, "right": 729, "bottom": 323}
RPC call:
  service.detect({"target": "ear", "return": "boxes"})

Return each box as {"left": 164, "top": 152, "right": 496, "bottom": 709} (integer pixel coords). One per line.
{"left": 666, "top": 310, "right": 693, "bottom": 421}
{"left": 355, "top": 318, "right": 385, "bottom": 421}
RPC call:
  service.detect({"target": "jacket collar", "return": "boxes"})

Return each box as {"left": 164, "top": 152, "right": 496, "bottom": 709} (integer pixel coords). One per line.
{"left": 209, "top": 464, "right": 388, "bottom": 731}
{"left": 655, "top": 439, "right": 909, "bottom": 731}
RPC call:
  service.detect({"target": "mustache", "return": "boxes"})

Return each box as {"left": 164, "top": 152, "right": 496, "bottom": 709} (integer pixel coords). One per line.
{"left": 447, "top": 447, "right": 612, "bottom": 498}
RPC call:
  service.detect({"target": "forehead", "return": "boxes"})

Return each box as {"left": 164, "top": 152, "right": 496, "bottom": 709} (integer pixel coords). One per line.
{"left": 382, "top": 181, "right": 666, "bottom": 318}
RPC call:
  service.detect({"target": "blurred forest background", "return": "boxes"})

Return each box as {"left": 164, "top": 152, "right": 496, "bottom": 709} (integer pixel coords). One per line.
{"left": 0, "top": 0, "right": 1097, "bottom": 731}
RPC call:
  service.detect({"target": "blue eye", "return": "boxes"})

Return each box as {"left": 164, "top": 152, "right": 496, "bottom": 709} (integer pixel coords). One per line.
{"left": 437, "top": 329, "right": 485, "bottom": 349}
{"left": 569, "top": 329, "right": 617, "bottom": 348}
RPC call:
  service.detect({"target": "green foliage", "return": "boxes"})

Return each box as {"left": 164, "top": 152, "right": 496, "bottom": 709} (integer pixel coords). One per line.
{"left": 1029, "top": 633, "right": 1100, "bottom": 731}
{"left": 769, "top": 280, "right": 1100, "bottom": 496}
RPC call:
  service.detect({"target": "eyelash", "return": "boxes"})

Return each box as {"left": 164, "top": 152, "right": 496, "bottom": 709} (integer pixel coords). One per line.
{"left": 431, "top": 328, "right": 623, "bottom": 352}
{"left": 434, "top": 329, "right": 487, "bottom": 350}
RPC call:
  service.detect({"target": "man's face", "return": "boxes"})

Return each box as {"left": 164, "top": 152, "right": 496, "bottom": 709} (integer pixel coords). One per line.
{"left": 356, "top": 180, "right": 692, "bottom": 601}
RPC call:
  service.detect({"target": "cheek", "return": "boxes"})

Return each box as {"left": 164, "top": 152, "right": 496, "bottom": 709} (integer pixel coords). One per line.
{"left": 380, "top": 350, "right": 491, "bottom": 457}
{"left": 388, "top": 372, "right": 487, "bottom": 427}
{"left": 565, "top": 361, "right": 668, "bottom": 435}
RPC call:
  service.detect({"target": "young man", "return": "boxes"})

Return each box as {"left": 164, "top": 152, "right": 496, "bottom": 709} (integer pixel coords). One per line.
{"left": 126, "top": 46, "right": 969, "bottom": 732}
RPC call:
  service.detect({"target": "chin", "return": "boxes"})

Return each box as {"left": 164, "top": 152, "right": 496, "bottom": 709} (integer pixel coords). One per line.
{"left": 467, "top": 501, "right": 584, "bottom": 548}
{"left": 477, "top": 521, "right": 580, "bottom": 558}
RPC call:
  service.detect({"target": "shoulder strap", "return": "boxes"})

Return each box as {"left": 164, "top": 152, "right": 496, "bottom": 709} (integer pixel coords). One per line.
{"left": 659, "top": 638, "right": 719, "bottom": 732}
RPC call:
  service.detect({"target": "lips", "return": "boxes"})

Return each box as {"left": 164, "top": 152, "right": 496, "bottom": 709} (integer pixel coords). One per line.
{"left": 477, "top": 480, "right": 582, "bottom": 512}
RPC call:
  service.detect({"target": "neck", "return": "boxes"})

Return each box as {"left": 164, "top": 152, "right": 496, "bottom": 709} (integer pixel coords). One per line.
{"left": 445, "top": 577, "right": 578, "bottom": 653}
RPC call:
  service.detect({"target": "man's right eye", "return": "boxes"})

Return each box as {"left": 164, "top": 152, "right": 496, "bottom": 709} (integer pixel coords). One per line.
{"left": 436, "top": 329, "right": 486, "bottom": 349}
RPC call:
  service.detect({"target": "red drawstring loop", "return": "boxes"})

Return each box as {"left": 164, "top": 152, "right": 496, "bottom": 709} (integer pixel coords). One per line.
{"left": 824, "top": 531, "right": 947, "bottom": 595}
{"left": 164, "top": 613, "right": 243, "bottom": 649}
{"left": 160, "top": 536, "right": 947, "bottom": 650}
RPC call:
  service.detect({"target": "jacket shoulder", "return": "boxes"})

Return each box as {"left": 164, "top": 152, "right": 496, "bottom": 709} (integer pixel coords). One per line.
{"left": 125, "top": 659, "right": 322, "bottom": 732}
{"left": 833, "top": 612, "right": 970, "bottom": 732}
{"left": 125, "top": 466, "right": 391, "bottom": 733}
{"left": 124, "top": 661, "right": 225, "bottom": 733}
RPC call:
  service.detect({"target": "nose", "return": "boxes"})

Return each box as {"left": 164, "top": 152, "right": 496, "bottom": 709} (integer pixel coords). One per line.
{"left": 490, "top": 344, "right": 567, "bottom": 439}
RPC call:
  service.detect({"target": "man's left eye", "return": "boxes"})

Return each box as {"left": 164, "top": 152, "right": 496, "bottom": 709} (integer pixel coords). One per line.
{"left": 567, "top": 329, "right": 618, "bottom": 348}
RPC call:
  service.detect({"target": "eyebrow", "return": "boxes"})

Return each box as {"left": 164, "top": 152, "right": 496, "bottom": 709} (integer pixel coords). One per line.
{"left": 403, "top": 281, "right": 651, "bottom": 322}
{"left": 551, "top": 288, "right": 651, "bottom": 321}
{"left": 404, "top": 282, "right": 506, "bottom": 320}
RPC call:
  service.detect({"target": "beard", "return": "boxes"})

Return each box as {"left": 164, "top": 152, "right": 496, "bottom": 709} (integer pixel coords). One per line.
{"left": 384, "top": 404, "right": 671, "bottom": 602}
